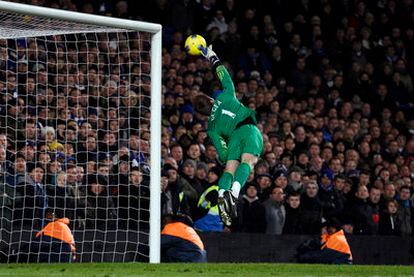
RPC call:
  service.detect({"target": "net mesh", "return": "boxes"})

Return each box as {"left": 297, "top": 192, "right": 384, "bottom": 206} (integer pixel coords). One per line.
{"left": 0, "top": 11, "right": 125, "bottom": 38}
{"left": 0, "top": 10, "right": 152, "bottom": 263}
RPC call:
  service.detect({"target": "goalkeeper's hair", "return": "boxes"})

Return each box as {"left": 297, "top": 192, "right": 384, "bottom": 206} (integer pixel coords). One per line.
{"left": 193, "top": 94, "right": 213, "bottom": 116}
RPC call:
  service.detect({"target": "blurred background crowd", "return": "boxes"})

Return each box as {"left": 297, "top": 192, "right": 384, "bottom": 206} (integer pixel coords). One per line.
{"left": 0, "top": 0, "right": 413, "bottom": 237}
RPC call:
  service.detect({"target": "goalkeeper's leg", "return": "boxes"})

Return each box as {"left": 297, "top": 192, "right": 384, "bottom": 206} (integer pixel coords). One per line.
{"left": 218, "top": 125, "right": 263, "bottom": 226}
{"left": 217, "top": 160, "right": 239, "bottom": 196}
{"left": 228, "top": 125, "right": 263, "bottom": 198}
{"left": 231, "top": 153, "right": 258, "bottom": 198}
{"left": 217, "top": 154, "right": 257, "bottom": 226}
{"left": 217, "top": 160, "right": 238, "bottom": 227}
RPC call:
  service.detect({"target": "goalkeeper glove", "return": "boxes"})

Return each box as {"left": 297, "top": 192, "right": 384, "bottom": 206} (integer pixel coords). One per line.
{"left": 199, "top": 44, "right": 220, "bottom": 66}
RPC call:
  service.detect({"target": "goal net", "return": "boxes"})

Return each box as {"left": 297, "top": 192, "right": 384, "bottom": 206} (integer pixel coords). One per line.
{"left": 0, "top": 2, "right": 161, "bottom": 263}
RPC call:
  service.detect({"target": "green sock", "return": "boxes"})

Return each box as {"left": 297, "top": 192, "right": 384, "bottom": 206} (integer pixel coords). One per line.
{"left": 218, "top": 171, "right": 233, "bottom": 191}
{"left": 234, "top": 163, "right": 251, "bottom": 188}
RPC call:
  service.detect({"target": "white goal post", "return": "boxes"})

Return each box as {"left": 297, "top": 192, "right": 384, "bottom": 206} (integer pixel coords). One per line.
{"left": 0, "top": 1, "right": 162, "bottom": 263}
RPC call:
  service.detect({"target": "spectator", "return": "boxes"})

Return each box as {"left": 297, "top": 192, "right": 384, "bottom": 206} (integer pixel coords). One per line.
{"left": 283, "top": 192, "right": 303, "bottom": 234}
{"left": 195, "top": 162, "right": 209, "bottom": 190}
{"left": 396, "top": 186, "right": 413, "bottom": 237}
{"left": 379, "top": 200, "right": 401, "bottom": 236}
{"left": 161, "top": 164, "right": 196, "bottom": 218}
{"left": 77, "top": 135, "right": 98, "bottom": 164}
{"left": 286, "top": 166, "right": 304, "bottom": 195}
{"left": 193, "top": 182, "right": 222, "bottom": 232}
{"left": 368, "top": 186, "right": 381, "bottom": 235}
{"left": 202, "top": 144, "right": 219, "bottom": 165}
{"left": 85, "top": 174, "right": 116, "bottom": 230}
{"left": 301, "top": 181, "right": 322, "bottom": 235}
{"left": 65, "top": 164, "right": 87, "bottom": 222}
{"left": 263, "top": 186, "right": 286, "bottom": 235}
{"left": 114, "top": 155, "right": 130, "bottom": 185}
{"left": 0, "top": 146, "right": 8, "bottom": 175}
{"left": 255, "top": 173, "right": 273, "bottom": 201}
{"left": 170, "top": 144, "right": 184, "bottom": 167}
{"left": 318, "top": 169, "right": 336, "bottom": 218}
{"left": 331, "top": 174, "right": 347, "bottom": 216}
{"left": 346, "top": 185, "right": 376, "bottom": 235}
{"left": 47, "top": 171, "right": 78, "bottom": 225}
{"left": 118, "top": 166, "right": 150, "bottom": 230}
{"left": 206, "top": 10, "right": 228, "bottom": 34}
{"left": 180, "top": 159, "right": 202, "bottom": 194}
{"left": 24, "top": 163, "right": 48, "bottom": 231}
{"left": 186, "top": 142, "right": 202, "bottom": 162}
{"left": 290, "top": 57, "right": 313, "bottom": 98}
{"left": 380, "top": 182, "right": 397, "bottom": 211}
{"left": 3, "top": 0, "right": 414, "bottom": 242}
{"left": 6, "top": 153, "right": 26, "bottom": 186}
{"left": 273, "top": 170, "right": 289, "bottom": 191}
{"left": 237, "top": 183, "right": 266, "bottom": 233}
{"left": 41, "top": 127, "right": 58, "bottom": 150}
{"left": 16, "top": 119, "right": 38, "bottom": 149}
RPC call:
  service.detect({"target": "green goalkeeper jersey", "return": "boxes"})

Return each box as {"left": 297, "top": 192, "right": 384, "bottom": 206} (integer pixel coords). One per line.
{"left": 207, "top": 65, "right": 257, "bottom": 161}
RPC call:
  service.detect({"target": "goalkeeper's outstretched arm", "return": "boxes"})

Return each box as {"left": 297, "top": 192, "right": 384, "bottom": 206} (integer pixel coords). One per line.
{"left": 207, "top": 129, "right": 228, "bottom": 164}
{"left": 199, "top": 45, "right": 235, "bottom": 97}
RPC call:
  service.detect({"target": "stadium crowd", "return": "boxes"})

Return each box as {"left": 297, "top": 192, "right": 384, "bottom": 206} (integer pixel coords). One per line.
{"left": 157, "top": 0, "right": 414, "bottom": 236}
{"left": 0, "top": 0, "right": 413, "bottom": 238}
{"left": 0, "top": 1, "right": 153, "bottom": 233}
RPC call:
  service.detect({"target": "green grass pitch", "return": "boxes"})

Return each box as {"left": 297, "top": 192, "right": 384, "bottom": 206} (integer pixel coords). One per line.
{"left": 0, "top": 263, "right": 413, "bottom": 276}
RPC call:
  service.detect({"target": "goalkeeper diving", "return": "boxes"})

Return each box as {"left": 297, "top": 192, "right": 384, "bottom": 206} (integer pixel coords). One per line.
{"left": 194, "top": 45, "right": 264, "bottom": 226}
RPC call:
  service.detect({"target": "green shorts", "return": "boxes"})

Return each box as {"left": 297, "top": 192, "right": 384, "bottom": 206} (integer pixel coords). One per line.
{"left": 227, "top": 124, "right": 263, "bottom": 161}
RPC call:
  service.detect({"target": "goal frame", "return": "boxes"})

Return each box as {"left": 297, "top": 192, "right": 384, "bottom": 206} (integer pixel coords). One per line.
{"left": 0, "top": 1, "right": 162, "bottom": 264}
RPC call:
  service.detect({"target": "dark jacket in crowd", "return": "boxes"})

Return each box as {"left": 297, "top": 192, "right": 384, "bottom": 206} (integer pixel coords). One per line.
{"left": 237, "top": 195, "right": 266, "bottom": 233}
{"left": 161, "top": 176, "right": 195, "bottom": 218}
{"left": 368, "top": 200, "right": 380, "bottom": 235}
{"left": 300, "top": 194, "right": 323, "bottom": 234}
{"left": 85, "top": 184, "right": 116, "bottom": 231}
{"left": 118, "top": 181, "right": 150, "bottom": 230}
{"left": 346, "top": 198, "right": 376, "bottom": 235}
{"left": 47, "top": 185, "right": 75, "bottom": 220}
{"left": 14, "top": 176, "right": 48, "bottom": 231}
{"left": 397, "top": 200, "right": 413, "bottom": 237}
{"left": 379, "top": 213, "right": 401, "bottom": 236}
{"left": 263, "top": 199, "right": 285, "bottom": 235}
{"left": 283, "top": 206, "right": 303, "bottom": 234}
{"left": 318, "top": 185, "right": 345, "bottom": 219}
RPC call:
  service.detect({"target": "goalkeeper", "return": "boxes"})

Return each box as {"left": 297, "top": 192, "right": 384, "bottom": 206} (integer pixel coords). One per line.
{"left": 194, "top": 45, "right": 263, "bottom": 226}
